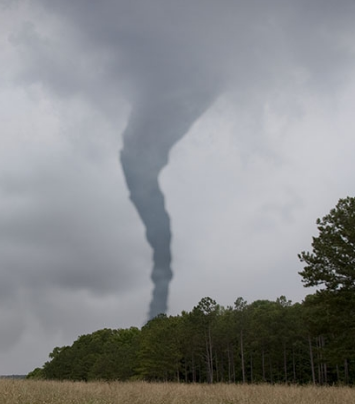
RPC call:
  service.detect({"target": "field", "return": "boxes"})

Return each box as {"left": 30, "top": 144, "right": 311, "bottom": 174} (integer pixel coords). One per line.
{"left": 1, "top": 380, "right": 354, "bottom": 404}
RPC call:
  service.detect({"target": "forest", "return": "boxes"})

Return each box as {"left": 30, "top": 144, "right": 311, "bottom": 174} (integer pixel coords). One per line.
{"left": 27, "top": 197, "right": 355, "bottom": 385}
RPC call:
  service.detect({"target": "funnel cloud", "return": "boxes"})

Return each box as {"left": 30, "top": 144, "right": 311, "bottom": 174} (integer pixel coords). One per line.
{"left": 121, "top": 92, "right": 214, "bottom": 318}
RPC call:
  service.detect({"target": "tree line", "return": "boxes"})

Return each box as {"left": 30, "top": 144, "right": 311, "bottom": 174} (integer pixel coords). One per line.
{"left": 27, "top": 197, "right": 355, "bottom": 384}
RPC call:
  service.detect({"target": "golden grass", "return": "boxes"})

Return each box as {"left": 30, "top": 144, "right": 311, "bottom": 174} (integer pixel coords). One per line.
{"left": 0, "top": 380, "right": 353, "bottom": 404}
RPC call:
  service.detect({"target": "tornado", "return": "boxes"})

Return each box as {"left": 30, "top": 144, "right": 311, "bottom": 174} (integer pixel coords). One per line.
{"left": 120, "top": 91, "right": 214, "bottom": 319}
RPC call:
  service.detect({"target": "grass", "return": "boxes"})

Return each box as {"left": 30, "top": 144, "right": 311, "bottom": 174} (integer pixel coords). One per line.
{"left": 0, "top": 380, "right": 354, "bottom": 404}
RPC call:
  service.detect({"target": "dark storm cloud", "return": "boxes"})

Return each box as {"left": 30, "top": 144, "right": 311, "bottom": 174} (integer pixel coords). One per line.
{"left": 0, "top": 149, "right": 139, "bottom": 293}
{"left": 21, "top": 0, "right": 355, "bottom": 317}
{"left": 28, "top": 0, "right": 355, "bottom": 97}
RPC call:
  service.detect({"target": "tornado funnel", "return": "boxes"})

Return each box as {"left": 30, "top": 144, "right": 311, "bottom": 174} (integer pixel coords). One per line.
{"left": 120, "top": 91, "right": 214, "bottom": 319}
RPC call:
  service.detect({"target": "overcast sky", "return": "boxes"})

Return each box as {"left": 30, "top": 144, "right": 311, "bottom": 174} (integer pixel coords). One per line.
{"left": 1, "top": 0, "right": 355, "bottom": 375}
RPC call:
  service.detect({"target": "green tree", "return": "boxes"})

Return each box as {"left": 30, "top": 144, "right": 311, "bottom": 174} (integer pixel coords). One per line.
{"left": 40, "top": 328, "right": 141, "bottom": 381}
{"left": 42, "top": 346, "right": 72, "bottom": 380}
{"left": 192, "top": 297, "right": 220, "bottom": 383}
{"left": 299, "top": 197, "right": 355, "bottom": 383}
{"left": 234, "top": 297, "right": 248, "bottom": 383}
{"left": 26, "top": 367, "right": 44, "bottom": 380}
{"left": 88, "top": 327, "right": 140, "bottom": 380}
{"left": 137, "top": 314, "right": 182, "bottom": 381}
{"left": 298, "top": 197, "right": 355, "bottom": 291}
{"left": 178, "top": 310, "right": 206, "bottom": 382}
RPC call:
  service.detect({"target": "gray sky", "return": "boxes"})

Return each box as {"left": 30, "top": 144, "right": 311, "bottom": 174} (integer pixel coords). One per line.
{"left": 1, "top": 0, "right": 355, "bottom": 374}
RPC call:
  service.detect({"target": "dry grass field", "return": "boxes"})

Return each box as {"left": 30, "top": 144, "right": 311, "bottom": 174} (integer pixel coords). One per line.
{"left": 0, "top": 380, "right": 354, "bottom": 404}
